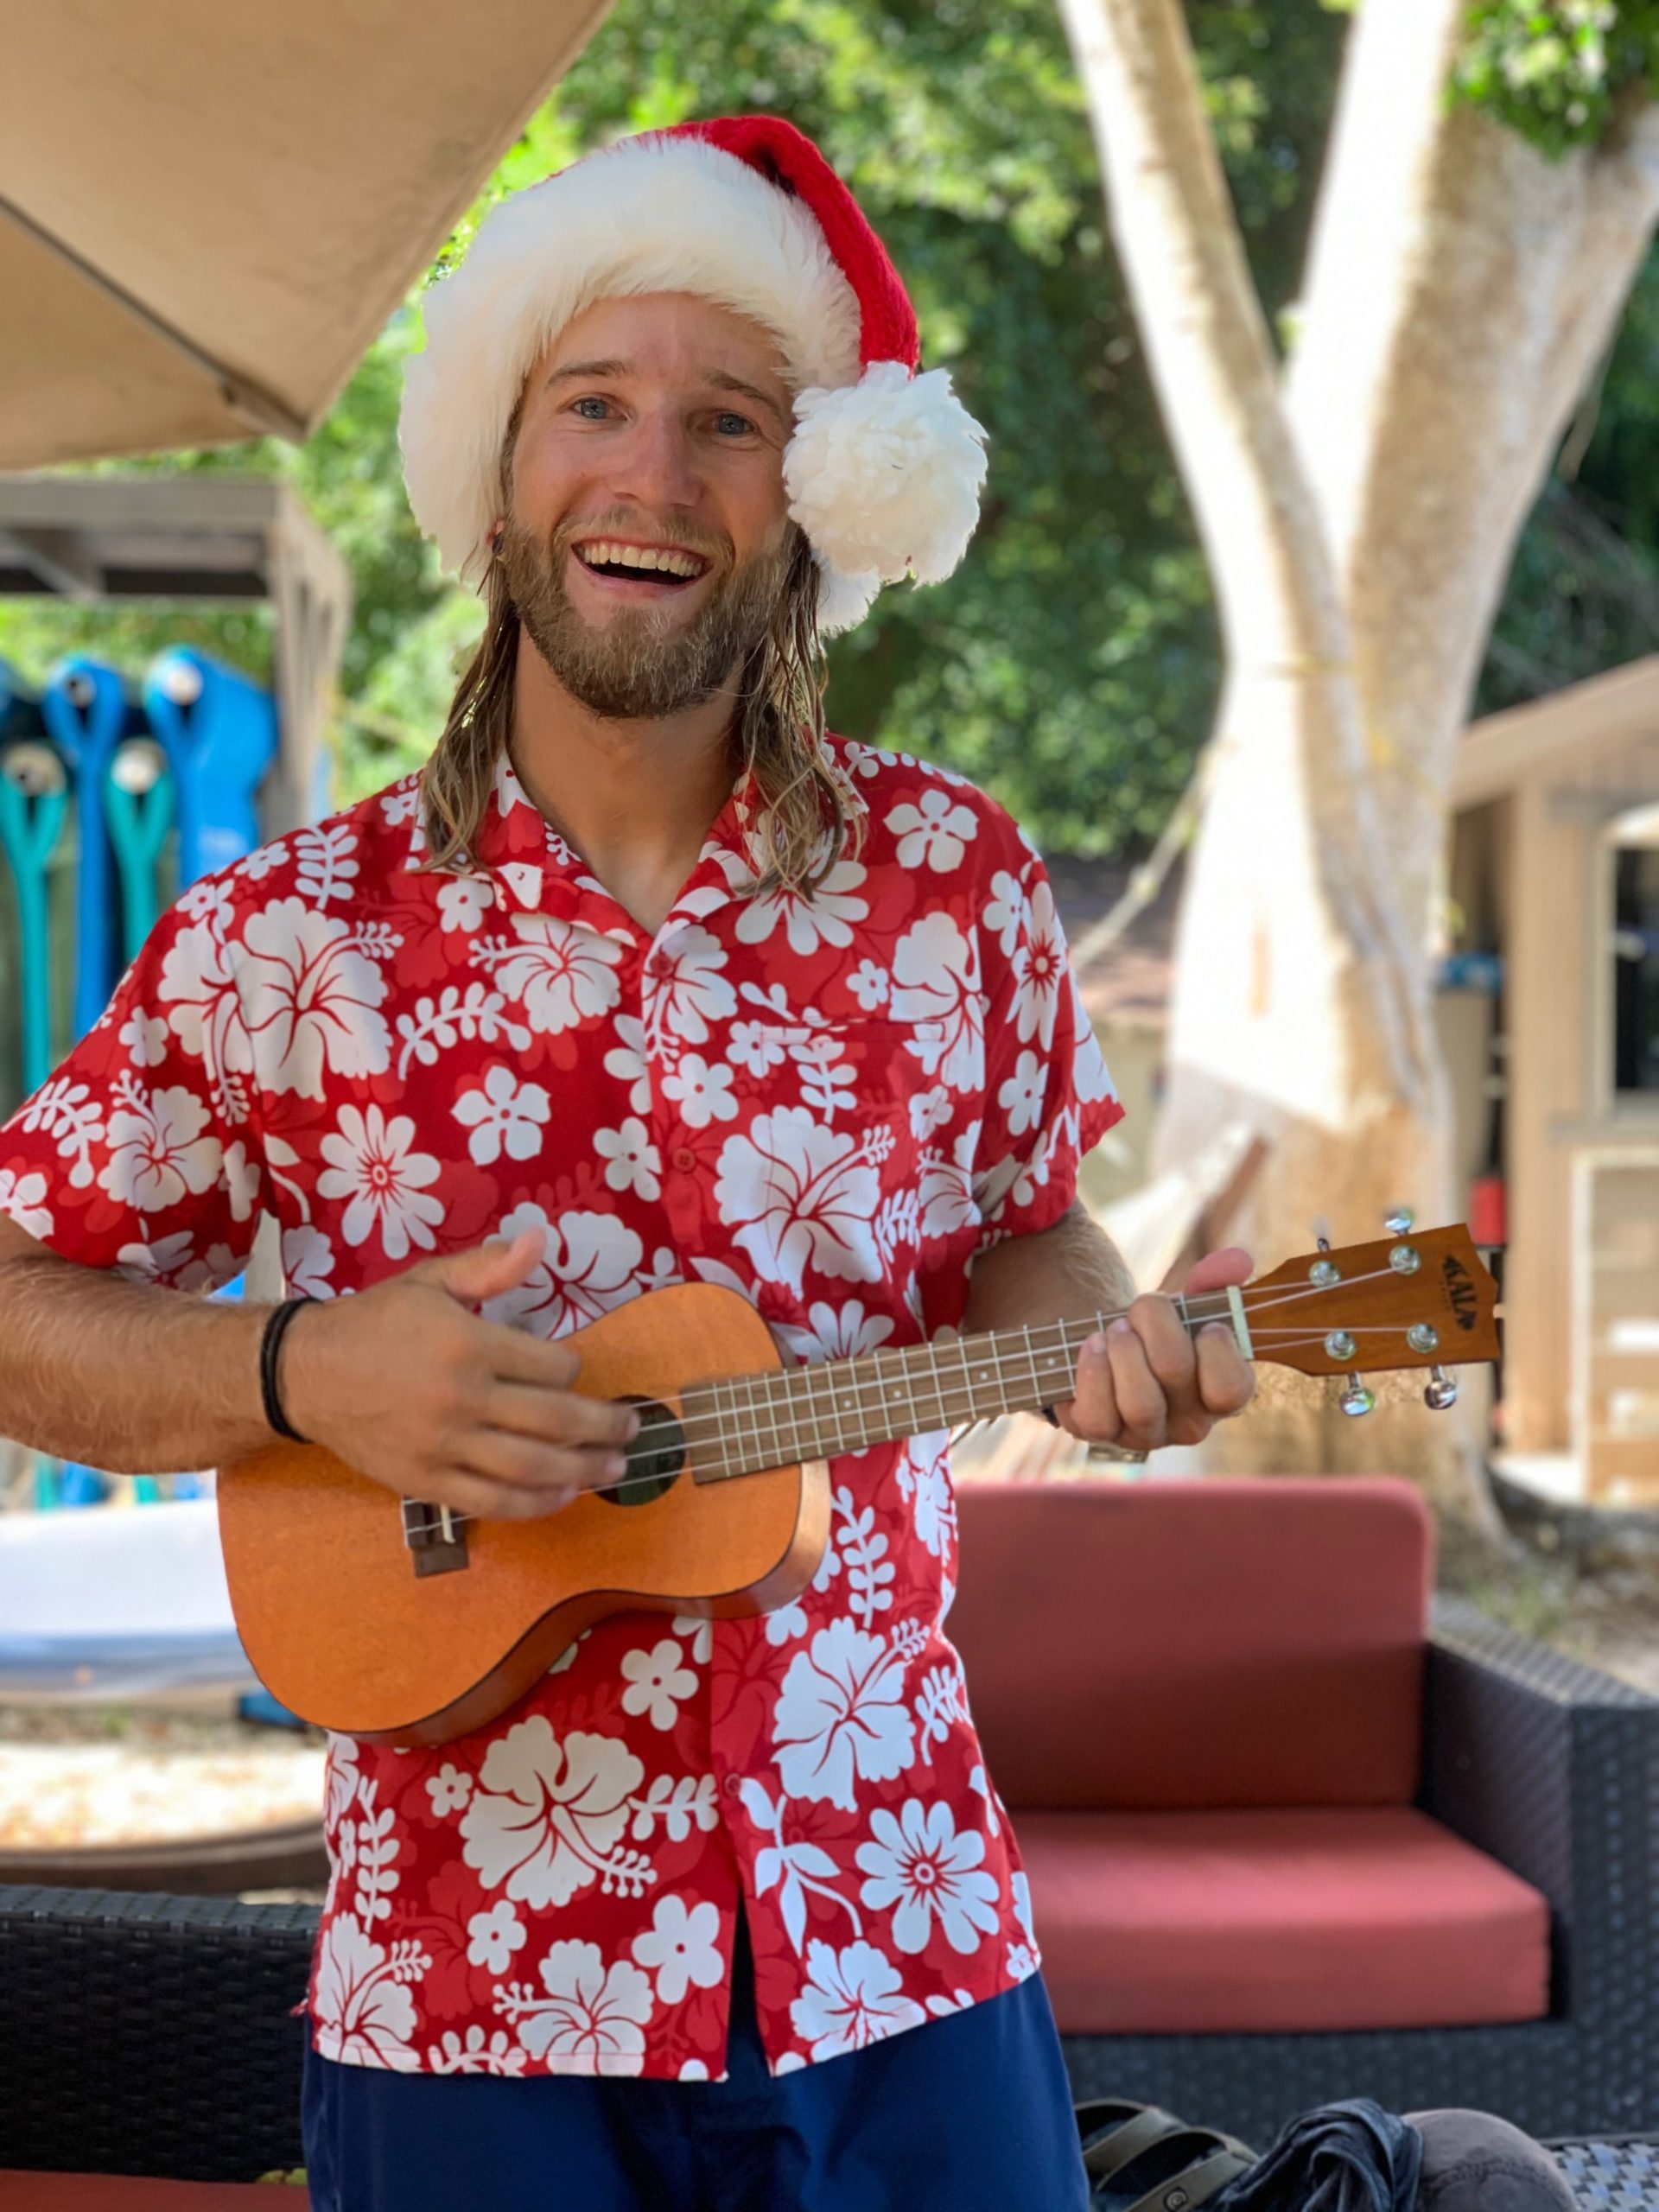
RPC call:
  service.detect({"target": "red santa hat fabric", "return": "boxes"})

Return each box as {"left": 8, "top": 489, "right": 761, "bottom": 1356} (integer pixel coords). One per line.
{"left": 398, "top": 114, "right": 988, "bottom": 634}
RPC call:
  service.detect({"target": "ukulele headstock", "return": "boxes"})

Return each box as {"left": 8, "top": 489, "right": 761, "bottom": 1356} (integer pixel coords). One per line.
{"left": 1242, "top": 1223, "right": 1500, "bottom": 1378}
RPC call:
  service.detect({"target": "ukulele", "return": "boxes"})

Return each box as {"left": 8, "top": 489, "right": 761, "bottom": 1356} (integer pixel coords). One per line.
{"left": 216, "top": 1221, "right": 1499, "bottom": 1747}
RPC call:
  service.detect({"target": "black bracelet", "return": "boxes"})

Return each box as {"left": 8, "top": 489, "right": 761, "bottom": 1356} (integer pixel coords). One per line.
{"left": 259, "top": 1295, "right": 314, "bottom": 1443}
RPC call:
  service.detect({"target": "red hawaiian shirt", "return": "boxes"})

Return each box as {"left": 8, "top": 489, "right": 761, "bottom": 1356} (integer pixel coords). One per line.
{"left": 0, "top": 737, "right": 1122, "bottom": 2080}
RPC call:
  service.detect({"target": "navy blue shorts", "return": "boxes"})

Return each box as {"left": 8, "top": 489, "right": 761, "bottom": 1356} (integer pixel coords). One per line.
{"left": 302, "top": 1915, "right": 1090, "bottom": 2211}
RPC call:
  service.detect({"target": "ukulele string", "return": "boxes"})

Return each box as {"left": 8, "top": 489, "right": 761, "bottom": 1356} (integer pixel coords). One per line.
{"left": 403, "top": 1313, "right": 1443, "bottom": 1539}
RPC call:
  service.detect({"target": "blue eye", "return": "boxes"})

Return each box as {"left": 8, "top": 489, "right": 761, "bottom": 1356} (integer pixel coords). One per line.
{"left": 715, "top": 411, "right": 754, "bottom": 436}
{"left": 573, "top": 397, "right": 611, "bottom": 420}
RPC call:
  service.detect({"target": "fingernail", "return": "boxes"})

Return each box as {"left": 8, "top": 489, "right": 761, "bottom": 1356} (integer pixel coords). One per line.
{"left": 624, "top": 1409, "right": 642, "bottom": 1440}
{"left": 606, "top": 1453, "right": 628, "bottom": 1478}
{"left": 1109, "top": 1319, "right": 1135, "bottom": 1340}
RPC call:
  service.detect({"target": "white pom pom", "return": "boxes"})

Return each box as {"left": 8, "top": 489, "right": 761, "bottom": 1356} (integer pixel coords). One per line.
{"left": 813, "top": 558, "right": 880, "bottom": 638}
{"left": 785, "top": 361, "right": 988, "bottom": 592}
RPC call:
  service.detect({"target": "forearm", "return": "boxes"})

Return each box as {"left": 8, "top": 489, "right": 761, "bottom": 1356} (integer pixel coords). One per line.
{"left": 960, "top": 1197, "right": 1137, "bottom": 1338}
{"left": 0, "top": 1244, "right": 278, "bottom": 1474}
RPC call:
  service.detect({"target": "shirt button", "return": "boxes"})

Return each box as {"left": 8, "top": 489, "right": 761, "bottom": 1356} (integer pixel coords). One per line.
{"left": 722, "top": 1775, "right": 743, "bottom": 1797}
{"left": 646, "top": 951, "right": 671, "bottom": 979}
{"left": 671, "top": 1146, "right": 696, "bottom": 1173}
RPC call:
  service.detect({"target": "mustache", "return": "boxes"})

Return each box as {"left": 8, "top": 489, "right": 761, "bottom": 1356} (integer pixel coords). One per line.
{"left": 545, "top": 511, "right": 732, "bottom": 569}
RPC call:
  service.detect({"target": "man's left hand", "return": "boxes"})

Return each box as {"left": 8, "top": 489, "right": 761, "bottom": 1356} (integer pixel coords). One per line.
{"left": 1051, "top": 1246, "right": 1256, "bottom": 1452}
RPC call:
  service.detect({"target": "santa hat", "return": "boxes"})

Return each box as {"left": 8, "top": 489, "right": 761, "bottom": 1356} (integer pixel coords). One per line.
{"left": 398, "top": 114, "right": 988, "bottom": 635}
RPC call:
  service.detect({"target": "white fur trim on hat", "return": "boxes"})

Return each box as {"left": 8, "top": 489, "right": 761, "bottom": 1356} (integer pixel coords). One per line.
{"left": 400, "top": 134, "right": 863, "bottom": 583}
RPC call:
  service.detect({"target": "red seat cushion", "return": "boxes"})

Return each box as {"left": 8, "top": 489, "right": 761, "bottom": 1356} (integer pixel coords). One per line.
{"left": 0, "top": 2182, "right": 305, "bottom": 2208}
{"left": 1018, "top": 1804, "right": 1550, "bottom": 2033}
{"left": 950, "top": 1478, "right": 1432, "bottom": 1808}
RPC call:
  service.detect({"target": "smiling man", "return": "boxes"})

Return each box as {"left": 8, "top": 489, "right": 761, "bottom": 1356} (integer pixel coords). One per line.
{"left": 0, "top": 117, "right": 1255, "bottom": 2210}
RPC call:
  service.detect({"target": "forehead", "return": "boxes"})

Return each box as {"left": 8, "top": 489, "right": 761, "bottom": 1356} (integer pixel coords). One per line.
{"left": 529, "top": 290, "right": 792, "bottom": 397}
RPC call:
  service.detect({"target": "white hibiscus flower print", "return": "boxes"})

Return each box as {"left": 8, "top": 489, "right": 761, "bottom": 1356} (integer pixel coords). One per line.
{"left": 642, "top": 927, "right": 736, "bottom": 1047}
{"left": 1070, "top": 974, "right": 1120, "bottom": 1104}
{"left": 221, "top": 1139, "right": 261, "bottom": 1223}
{"left": 727, "top": 1019, "right": 790, "bottom": 1077}
{"left": 0, "top": 1166, "right": 52, "bottom": 1240}
{"left": 790, "top": 1939, "right": 925, "bottom": 2061}
{"left": 461, "top": 1717, "right": 647, "bottom": 1908}
{"left": 118, "top": 1009, "right": 169, "bottom": 1068}
{"left": 425, "top": 1763, "right": 472, "bottom": 1817}
{"left": 772, "top": 1620, "right": 915, "bottom": 1810}
{"left": 890, "top": 914, "right": 984, "bottom": 1095}
{"left": 713, "top": 1107, "right": 886, "bottom": 1296}
{"left": 467, "top": 1900, "right": 527, "bottom": 1974}
{"left": 773, "top": 1299, "right": 897, "bottom": 1366}
{"left": 317, "top": 1104, "right": 445, "bottom": 1261}
{"left": 659, "top": 1052, "right": 738, "bottom": 1128}
{"left": 895, "top": 1440, "right": 957, "bottom": 1559}
{"left": 427, "top": 2025, "right": 527, "bottom": 2075}
{"left": 631, "top": 1895, "right": 724, "bottom": 2006}
{"left": 478, "top": 914, "right": 624, "bottom": 1036}
{"left": 855, "top": 1799, "right": 1001, "bottom": 1955}
{"left": 848, "top": 958, "right": 891, "bottom": 1012}
{"left": 734, "top": 859, "right": 869, "bottom": 955}
{"left": 99, "top": 1084, "right": 223, "bottom": 1214}
{"left": 886, "top": 788, "right": 977, "bottom": 873}
{"left": 280, "top": 1222, "right": 335, "bottom": 1298}
{"left": 908, "top": 1086, "right": 952, "bottom": 1141}
{"left": 918, "top": 1127, "right": 981, "bottom": 1241}
{"left": 997, "top": 1050, "right": 1047, "bottom": 1138}
{"left": 452, "top": 1065, "right": 551, "bottom": 1166}
{"left": 238, "top": 898, "right": 392, "bottom": 1099}
{"left": 157, "top": 918, "right": 254, "bottom": 1108}
{"left": 499, "top": 1941, "right": 653, "bottom": 2074}
{"left": 482, "top": 1206, "right": 646, "bottom": 1338}
{"left": 982, "top": 868, "right": 1029, "bottom": 958}
{"left": 311, "top": 1912, "right": 429, "bottom": 2072}
{"left": 619, "top": 1638, "right": 698, "bottom": 1732}
{"left": 594, "top": 1118, "right": 662, "bottom": 1200}
{"left": 1011, "top": 877, "right": 1065, "bottom": 1052}
{"left": 603, "top": 1015, "right": 652, "bottom": 1113}
{"left": 435, "top": 873, "right": 495, "bottom": 933}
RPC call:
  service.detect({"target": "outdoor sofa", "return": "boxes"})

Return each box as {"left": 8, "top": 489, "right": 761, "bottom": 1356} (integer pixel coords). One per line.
{"left": 0, "top": 1475, "right": 1655, "bottom": 2183}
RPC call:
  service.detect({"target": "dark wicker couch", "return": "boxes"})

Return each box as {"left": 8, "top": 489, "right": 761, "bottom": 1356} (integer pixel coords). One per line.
{"left": 0, "top": 1599, "right": 1655, "bottom": 2181}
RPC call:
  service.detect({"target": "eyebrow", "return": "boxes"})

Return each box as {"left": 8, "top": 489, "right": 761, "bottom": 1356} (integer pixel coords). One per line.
{"left": 544, "top": 359, "right": 788, "bottom": 429}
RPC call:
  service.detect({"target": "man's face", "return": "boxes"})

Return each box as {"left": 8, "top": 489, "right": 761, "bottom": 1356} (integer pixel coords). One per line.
{"left": 499, "top": 291, "right": 798, "bottom": 720}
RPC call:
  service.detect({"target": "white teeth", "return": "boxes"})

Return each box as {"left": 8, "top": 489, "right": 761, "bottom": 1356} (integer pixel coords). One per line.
{"left": 577, "top": 540, "right": 704, "bottom": 579}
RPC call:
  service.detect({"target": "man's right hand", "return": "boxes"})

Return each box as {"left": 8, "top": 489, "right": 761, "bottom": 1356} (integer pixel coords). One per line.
{"left": 277, "top": 1231, "right": 640, "bottom": 1522}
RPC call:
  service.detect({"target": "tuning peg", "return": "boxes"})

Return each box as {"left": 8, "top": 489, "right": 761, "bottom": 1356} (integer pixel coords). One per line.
{"left": 1384, "top": 1207, "right": 1414, "bottom": 1234}
{"left": 1424, "top": 1366, "right": 1459, "bottom": 1411}
{"left": 1339, "top": 1375, "right": 1376, "bottom": 1417}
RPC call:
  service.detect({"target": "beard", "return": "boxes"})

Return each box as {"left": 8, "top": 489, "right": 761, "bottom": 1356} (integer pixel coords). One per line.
{"left": 497, "top": 509, "right": 795, "bottom": 721}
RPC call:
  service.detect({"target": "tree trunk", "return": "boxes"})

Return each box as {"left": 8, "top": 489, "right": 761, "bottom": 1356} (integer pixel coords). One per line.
{"left": 1054, "top": 0, "right": 1659, "bottom": 1514}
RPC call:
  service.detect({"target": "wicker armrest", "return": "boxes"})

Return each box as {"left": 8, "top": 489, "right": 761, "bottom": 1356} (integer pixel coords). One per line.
{"left": 0, "top": 1885, "right": 319, "bottom": 2183}
{"left": 1421, "top": 1596, "right": 1659, "bottom": 2025}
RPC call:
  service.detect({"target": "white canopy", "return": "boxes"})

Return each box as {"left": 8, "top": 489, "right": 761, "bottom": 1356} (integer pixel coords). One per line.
{"left": 0, "top": 0, "right": 610, "bottom": 467}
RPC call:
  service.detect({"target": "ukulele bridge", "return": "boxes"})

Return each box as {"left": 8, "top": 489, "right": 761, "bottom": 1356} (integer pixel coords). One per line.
{"left": 402, "top": 1497, "right": 470, "bottom": 1576}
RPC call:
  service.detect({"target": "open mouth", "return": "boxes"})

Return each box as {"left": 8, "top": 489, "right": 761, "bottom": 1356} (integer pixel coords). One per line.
{"left": 572, "top": 539, "right": 712, "bottom": 591}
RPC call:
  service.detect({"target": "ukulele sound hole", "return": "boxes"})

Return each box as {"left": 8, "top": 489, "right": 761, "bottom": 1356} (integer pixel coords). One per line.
{"left": 601, "top": 1397, "right": 685, "bottom": 1506}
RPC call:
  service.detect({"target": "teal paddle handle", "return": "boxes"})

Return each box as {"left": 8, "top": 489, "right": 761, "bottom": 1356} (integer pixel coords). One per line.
{"left": 0, "top": 772, "right": 68, "bottom": 1094}
{"left": 104, "top": 759, "right": 175, "bottom": 960}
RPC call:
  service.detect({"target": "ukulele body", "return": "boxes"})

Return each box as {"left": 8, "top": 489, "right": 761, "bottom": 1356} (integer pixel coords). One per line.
{"left": 217, "top": 1283, "right": 830, "bottom": 1748}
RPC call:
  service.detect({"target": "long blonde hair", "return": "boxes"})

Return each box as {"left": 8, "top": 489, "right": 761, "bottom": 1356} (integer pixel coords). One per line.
{"left": 418, "top": 498, "right": 862, "bottom": 896}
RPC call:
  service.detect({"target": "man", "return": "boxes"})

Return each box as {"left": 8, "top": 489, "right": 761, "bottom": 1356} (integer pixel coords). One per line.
{"left": 0, "top": 117, "right": 1255, "bottom": 2209}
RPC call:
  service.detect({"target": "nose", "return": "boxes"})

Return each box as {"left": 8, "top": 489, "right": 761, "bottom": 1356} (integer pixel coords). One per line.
{"left": 606, "top": 404, "right": 702, "bottom": 516}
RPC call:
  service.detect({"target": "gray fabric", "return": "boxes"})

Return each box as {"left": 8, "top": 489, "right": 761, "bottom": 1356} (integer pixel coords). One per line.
{"left": 1405, "top": 2112, "right": 1579, "bottom": 2212}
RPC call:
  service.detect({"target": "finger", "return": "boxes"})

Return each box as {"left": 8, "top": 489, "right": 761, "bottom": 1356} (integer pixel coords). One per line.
{"left": 415, "top": 1230, "right": 544, "bottom": 1306}
{"left": 405, "top": 1469, "right": 578, "bottom": 1524}
{"left": 1103, "top": 1315, "right": 1167, "bottom": 1446}
{"left": 461, "top": 1427, "right": 632, "bottom": 1498}
{"left": 1054, "top": 1330, "right": 1121, "bottom": 1440}
{"left": 472, "top": 1319, "right": 582, "bottom": 1391}
{"left": 1196, "top": 1321, "right": 1256, "bottom": 1418}
{"left": 479, "top": 1380, "right": 642, "bottom": 1452}
{"left": 1129, "top": 1292, "right": 1198, "bottom": 1399}
{"left": 1180, "top": 1245, "right": 1254, "bottom": 1297}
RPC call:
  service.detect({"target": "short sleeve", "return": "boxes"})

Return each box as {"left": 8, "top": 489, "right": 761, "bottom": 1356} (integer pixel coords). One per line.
{"left": 971, "top": 840, "right": 1125, "bottom": 1249}
{"left": 0, "top": 880, "right": 264, "bottom": 1291}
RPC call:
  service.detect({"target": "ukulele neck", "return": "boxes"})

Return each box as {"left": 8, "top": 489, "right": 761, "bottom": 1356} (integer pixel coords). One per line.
{"left": 689, "top": 1291, "right": 1245, "bottom": 1482}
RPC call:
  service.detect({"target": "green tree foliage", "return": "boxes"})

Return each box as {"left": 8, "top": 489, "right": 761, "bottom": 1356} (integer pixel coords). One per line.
{"left": 4, "top": 1, "right": 1659, "bottom": 852}
{"left": 0, "top": 0, "right": 1346, "bottom": 857}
